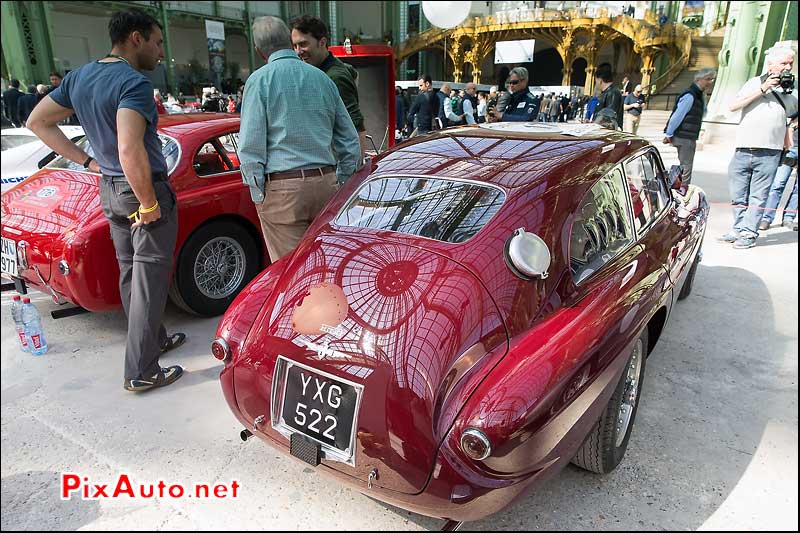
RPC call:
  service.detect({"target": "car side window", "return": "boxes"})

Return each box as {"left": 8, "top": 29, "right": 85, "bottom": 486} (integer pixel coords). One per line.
{"left": 643, "top": 151, "right": 671, "bottom": 210}
{"left": 570, "top": 167, "right": 634, "bottom": 284}
{"left": 625, "top": 154, "right": 667, "bottom": 234}
{"left": 193, "top": 135, "right": 239, "bottom": 177}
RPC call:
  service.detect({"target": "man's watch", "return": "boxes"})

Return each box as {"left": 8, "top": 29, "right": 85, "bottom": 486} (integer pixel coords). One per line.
{"left": 83, "top": 156, "right": 94, "bottom": 169}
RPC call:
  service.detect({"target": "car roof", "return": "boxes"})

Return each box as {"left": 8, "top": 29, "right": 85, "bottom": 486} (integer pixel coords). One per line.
{"left": 157, "top": 113, "right": 239, "bottom": 138}
{"left": 372, "top": 123, "right": 648, "bottom": 190}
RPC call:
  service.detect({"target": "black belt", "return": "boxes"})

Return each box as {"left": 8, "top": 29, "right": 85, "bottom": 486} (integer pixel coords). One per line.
{"left": 103, "top": 172, "right": 168, "bottom": 183}
{"left": 735, "top": 148, "right": 782, "bottom": 153}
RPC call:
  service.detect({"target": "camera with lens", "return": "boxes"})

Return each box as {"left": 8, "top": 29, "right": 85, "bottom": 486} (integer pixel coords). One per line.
{"left": 779, "top": 70, "right": 795, "bottom": 93}
{"left": 761, "top": 70, "right": 796, "bottom": 93}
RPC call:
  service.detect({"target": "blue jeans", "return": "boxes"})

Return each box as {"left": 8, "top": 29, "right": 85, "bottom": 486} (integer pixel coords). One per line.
{"left": 728, "top": 148, "right": 782, "bottom": 238}
{"left": 762, "top": 164, "right": 798, "bottom": 224}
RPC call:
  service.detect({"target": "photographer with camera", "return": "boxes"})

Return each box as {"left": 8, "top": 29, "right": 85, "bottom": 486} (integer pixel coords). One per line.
{"left": 719, "top": 46, "right": 797, "bottom": 249}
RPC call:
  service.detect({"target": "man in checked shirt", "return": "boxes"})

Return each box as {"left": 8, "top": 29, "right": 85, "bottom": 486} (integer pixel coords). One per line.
{"left": 238, "top": 16, "right": 361, "bottom": 261}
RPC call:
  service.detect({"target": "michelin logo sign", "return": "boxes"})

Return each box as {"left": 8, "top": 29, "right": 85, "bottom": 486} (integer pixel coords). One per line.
{"left": 2, "top": 176, "right": 27, "bottom": 187}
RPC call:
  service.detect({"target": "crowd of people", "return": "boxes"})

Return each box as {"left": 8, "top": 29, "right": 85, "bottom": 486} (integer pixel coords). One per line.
{"left": 1, "top": 72, "right": 74, "bottom": 127}
{"left": 397, "top": 62, "right": 627, "bottom": 137}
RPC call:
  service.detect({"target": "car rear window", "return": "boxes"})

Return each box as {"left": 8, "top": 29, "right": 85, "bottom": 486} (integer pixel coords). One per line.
{"left": 333, "top": 176, "right": 505, "bottom": 243}
{"left": 2, "top": 135, "right": 38, "bottom": 151}
{"left": 48, "top": 134, "right": 180, "bottom": 175}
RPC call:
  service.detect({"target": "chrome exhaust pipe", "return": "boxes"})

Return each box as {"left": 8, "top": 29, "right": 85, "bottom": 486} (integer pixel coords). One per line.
{"left": 240, "top": 429, "right": 253, "bottom": 441}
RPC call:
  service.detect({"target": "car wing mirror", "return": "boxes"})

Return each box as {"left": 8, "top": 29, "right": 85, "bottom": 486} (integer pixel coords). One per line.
{"left": 38, "top": 151, "right": 58, "bottom": 169}
{"left": 668, "top": 165, "right": 683, "bottom": 190}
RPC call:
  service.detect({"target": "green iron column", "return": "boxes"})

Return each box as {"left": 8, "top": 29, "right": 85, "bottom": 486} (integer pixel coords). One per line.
{"left": 1, "top": 1, "right": 56, "bottom": 89}
{"left": 244, "top": 1, "right": 256, "bottom": 76}
{"left": 704, "top": 1, "right": 775, "bottom": 143}
{"left": 329, "top": 0, "right": 338, "bottom": 45}
{"left": 159, "top": 2, "right": 175, "bottom": 93}
{"left": 398, "top": 0, "right": 408, "bottom": 80}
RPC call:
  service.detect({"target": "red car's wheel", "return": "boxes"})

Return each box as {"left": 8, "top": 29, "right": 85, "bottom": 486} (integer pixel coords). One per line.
{"left": 572, "top": 326, "right": 648, "bottom": 474}
{"left": 169, "top": 220, "right": 260, "bottom": 316}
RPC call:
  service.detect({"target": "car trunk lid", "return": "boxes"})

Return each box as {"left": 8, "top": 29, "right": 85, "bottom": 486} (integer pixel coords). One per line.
{"left": 232, "top": 230, "right": 507, "bottom": 494}
{"left": 1, "top": 170, "right": 102, "bottom": 282}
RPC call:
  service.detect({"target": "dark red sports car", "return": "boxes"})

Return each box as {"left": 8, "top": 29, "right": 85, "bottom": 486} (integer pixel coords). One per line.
{"left": 212, "top": 122, "right": 708, "bottom": 523}
{"left": 1, "top": 113, "right": 265, "bottom": 316}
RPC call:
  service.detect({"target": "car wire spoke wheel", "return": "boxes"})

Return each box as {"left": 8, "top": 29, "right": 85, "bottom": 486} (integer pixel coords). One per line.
{"left": 616, "top": 336, "right": 643, "bottom": 447}
{"left": 194, "top": 236, "right": 246, "bottom": 299}
{"left": 572, "top": 327, "right": 648, "bottom": 474}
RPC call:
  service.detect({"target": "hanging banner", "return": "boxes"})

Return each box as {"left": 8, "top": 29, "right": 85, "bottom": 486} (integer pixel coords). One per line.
{"left": 205, "top": 20, "right": 226, "bottom": 85}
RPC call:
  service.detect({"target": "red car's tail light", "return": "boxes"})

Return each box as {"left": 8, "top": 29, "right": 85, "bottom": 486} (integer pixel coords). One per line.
{"left": 460, "top": 428, "right": 492, "bottom": 461}
{"left": 17, "top": 241, "right": 29, "bottom": 270}
{"left": 211, "top": 338, "right": 231, "bottom": 362}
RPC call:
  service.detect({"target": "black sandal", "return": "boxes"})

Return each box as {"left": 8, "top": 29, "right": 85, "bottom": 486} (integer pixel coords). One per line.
{"left": 161, "top": 332, "right": 186, "bottom": 354}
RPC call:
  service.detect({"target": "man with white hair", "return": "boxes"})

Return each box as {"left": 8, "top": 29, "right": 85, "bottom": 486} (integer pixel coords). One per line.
{"left": 719, "top": 47, "right": 797, "bottom": 249}
{"left": 662, "top": 68, "right": 716, "bottom": 183}
{"left": 238, "top": 16, "right": 360, "bottom": 260}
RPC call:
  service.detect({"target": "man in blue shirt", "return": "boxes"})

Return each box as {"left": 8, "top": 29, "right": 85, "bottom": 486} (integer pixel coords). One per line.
{"left": 28, "top": 10, "right": 185, "bottom": 393}
{"left": 239, "top": 16, "right": 360, "bottom": 261}
{"left": 662, "top": 68, "right": 716, "bottom": 184}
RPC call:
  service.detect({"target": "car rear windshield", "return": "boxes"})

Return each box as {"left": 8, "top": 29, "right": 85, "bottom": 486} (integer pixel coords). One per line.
{"left": 47, "top": 134, "right": 180, "bottom": 175}
{"left": 2, "top": 135, "right": 38, "bottom": 151}
{"left": 333, "top": 176, "right": 505, "bottom": 243}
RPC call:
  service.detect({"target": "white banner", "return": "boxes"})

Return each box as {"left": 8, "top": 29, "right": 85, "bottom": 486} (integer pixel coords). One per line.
{"left": 205, "top": 20, "right": 225, "bottom": 41}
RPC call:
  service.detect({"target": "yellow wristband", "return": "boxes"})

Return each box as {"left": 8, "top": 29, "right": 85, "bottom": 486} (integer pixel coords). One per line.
{"left": 138, "top": 201, "right": 159, "bottom": 214}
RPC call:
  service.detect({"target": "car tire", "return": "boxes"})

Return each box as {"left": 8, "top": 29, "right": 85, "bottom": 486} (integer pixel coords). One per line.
{"left": 169, "top": 220, "right": 261, "bottom": 317}
{"left": 572, "top": 327, "right": 648, "bottom": 474}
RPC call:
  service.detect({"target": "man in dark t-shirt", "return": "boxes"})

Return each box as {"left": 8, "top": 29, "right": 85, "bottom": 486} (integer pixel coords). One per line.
{"left": 28, "top": 10, "right": 185, "bottom": 393}
{"left": 623, "top": 84, "right": 647, "bottom": 135}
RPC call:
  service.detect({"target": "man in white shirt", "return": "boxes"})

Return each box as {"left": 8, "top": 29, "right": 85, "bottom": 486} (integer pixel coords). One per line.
{"left": 719, "top": 47, "right": 798, "bottom": 249}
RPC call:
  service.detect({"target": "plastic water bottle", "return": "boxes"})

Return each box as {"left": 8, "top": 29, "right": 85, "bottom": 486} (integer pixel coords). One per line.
{"left": 11, "top": 295, "right": 30, "bottom": 352}
{"left": 21, "top": 297, "right": 48, "bottom": 355}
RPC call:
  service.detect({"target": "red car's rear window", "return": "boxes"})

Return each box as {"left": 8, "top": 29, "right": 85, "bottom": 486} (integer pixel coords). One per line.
{"left": 333, "top": 176, "right": 505, "bottom": 243}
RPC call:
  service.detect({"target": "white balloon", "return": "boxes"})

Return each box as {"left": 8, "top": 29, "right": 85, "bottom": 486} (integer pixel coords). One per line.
{"left": 422, "top": 1, "right": 472, "bottom": 29}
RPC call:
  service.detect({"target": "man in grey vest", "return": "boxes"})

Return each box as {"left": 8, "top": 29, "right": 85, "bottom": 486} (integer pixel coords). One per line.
{"left": 662, "top": 68, "right": 716, "bottom": 184}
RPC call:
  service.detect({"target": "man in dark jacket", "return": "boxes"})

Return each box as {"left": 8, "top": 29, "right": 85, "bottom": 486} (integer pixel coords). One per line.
{"left": 17, "top": 84, "right": 39, "bottom": 126}
{"left": 2, "top": 79, "right": 23, "bottom": 127}
{"left": 395, "top": 86, "right": 406, "bottom": 132}
{"left": 407, "top": 75, "right": 435, "bottom": 134}
{"left": 594, "top": 63, "right": 623, "bottom": 129}
{"left": 662, "top": 68, "right": 716, "bottom": 184}
{"left": 497, "top": 67, "right": 537, "bottom": 122}
{"left": 291, "top": 15, "right": 366, "bottom": 156}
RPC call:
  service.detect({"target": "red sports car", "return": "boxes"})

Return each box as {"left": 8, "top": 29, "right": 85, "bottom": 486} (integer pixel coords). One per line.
{"left": 213, "top": 122, "right": 708, "bottom": 524}
{"left": 1, "top": 113, "right": 265, "bottom": 316}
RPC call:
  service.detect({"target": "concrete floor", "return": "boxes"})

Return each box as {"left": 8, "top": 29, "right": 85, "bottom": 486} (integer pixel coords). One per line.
{"left": 1, "top": 111, "right": 797, "bottom": 531}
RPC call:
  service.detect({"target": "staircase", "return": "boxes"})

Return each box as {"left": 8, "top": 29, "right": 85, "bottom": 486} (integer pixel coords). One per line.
{"left": 649, "top": 28, "right": 724, "bottom": 111}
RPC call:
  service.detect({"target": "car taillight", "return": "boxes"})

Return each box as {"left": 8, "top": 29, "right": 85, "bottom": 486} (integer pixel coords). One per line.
{"left": 17, "top": 241, "right": 29, "bottom": 270}
{"left": 211, "top": 338, "right": 231, "bottom": 363}
{"left": 460, "top": 428, "right": 492, "bottom": 461}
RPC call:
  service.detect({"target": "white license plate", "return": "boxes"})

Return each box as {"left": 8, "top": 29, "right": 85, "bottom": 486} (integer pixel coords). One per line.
{"left": 1, "top": 237, "right": 18, "bottom": 277}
